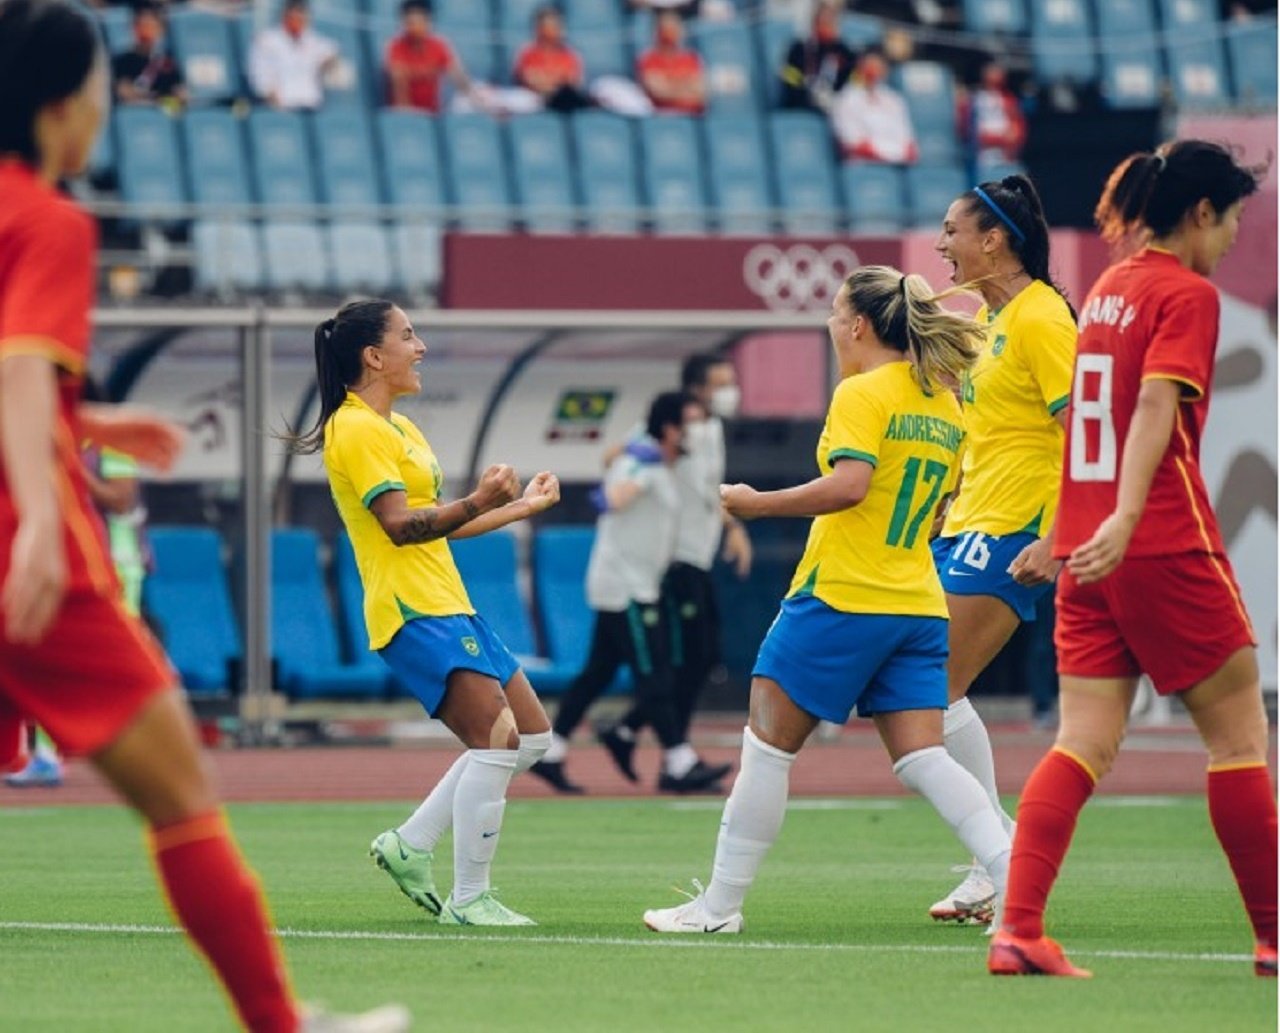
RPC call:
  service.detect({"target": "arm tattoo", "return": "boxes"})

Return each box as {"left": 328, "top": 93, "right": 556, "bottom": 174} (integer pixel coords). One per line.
{"left": 390, "top": 499, "right": 480, "bottom": 545}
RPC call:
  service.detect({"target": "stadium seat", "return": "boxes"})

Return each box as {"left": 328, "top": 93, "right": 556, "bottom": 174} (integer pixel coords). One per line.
{"left": 1155, "top": 0, "right": 1218, "bottom": 32}
{"left": 167, "top": 8, "right": 240, "bottom": 105}
{"left": 840, "top": 13, "right": 884, "bottom": 49}
{"left": 1165, "top": 37, "right": 1230, "bottom": 108}
{"left": 905, "top": 163, "right": 967, "bottom": 228}
{"left": 440, "top": 113, "right": 514, "bottom": 230}
{"left": 272, "top": 528, "right": 385, "bottom": 699}
{"left": 570, "top": 111, "right": 642, "bottom": 232}
{"left": 1029, "top": 0, "right": 1097, "bottom": 84}
{"left": 392, "top": 221, "right": 444, "bottom": 301}
{"left": 767, "top": 112, "right": 841, "bottom": 236}
{"left": 192, "top": 220, "right": 265, "bottom": 295}
{"left": 247, "top": 109, "right": 318, "bottom": 208}
{"left": 144, "top": 527, "right": 240, "bottom": 697}
{"left": 702, "top": 113, "right": 774, "bottom": 235}
{"left": 531, "top": 527, "right": 629, "bottom": 696}
{"left": 182, "top": 109, "right": 253, "bottom": 207}
{"left": 564, "top": 0, "right": 623, "bottom": 30}
{"left": 571, "top": 21, "right": 630, "bottom": 80}
{"left": 328, "top": 220, "right": 395, "bottom": 294}
{"left": 507, "top": 113, "right": 578, "bottom": 233}
{"left": 433, "top": 18, "right": 498, "bottom": 85}
{"left": 311, "top": 16, "right": 376, "bottom": 109}
{"left": 263, "top": 220, "right": 330, "bottom": 292}
{"left": 333, "top": 531, "right": 393, "bottom": 691}
{"left": 893, "top": 61, "right": 960, "bottom": 164}
{"left": 377, "top": 110, "right": 447, "bottom": 212}
{"left": 449, "top": 532, "right": 546, "bottom": 674}
{"left": 1100, "top": 42, "right": 1163, "bottom": 109}
{"left": 692, "top": 21, "right": 759, "bottom": 112}
{"left": 1093, "top": 0, "right": 1156, "bottom": 36}
{"left": 312, "top": 108, "right": 383, "bottom": 208}
{"left": 961, "top": 0, "right": 1028, "bottom": 35}
{"left": 1226, "top": 17, "right": 1278, "bottom": 107}
{"left": 842, "top": 164, "right": 906, "bottom": 232}
{"left": 754, "top": 18, "right": 795, "bottom": 108}
{"left": 638, "top": 116, "right": 709, "bottom": 234}
{"left": 114, "top": 108, "right": 186, "bottom": 215}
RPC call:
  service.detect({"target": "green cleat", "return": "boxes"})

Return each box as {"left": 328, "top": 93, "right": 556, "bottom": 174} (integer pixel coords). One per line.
{"left": 438, "top": 891, "right": 536, "bottom": 927}
{"left": 369, "top": 830, "right": 442, "bottom": 917}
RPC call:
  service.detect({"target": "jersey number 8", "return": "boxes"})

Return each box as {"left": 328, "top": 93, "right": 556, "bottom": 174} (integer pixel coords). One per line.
{"left": 1069, "top": 354, "right": 1117, "bottom": 482}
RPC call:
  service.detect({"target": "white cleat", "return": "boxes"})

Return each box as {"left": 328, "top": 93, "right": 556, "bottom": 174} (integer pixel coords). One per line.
{"left": 301, "top": 1003, "right": 411, "bottom": 1032}
{"left": 643, "top": 880, "right": 743, "bottom": 934}
{"left": 929, "top": 864, "right": 996, "bottom": 926}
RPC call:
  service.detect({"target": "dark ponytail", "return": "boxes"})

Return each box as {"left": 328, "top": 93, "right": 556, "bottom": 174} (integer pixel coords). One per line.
{"left": 287, "top": 299, "right": 395, "bottom": 454}
{"left": 962, "top": 173, "right": 1075, "bottom": 318}
{"left": 1095, "top": 139, "right": 1264, "bottom": 245}
{"left": 0, "top": 0, "right": 100, "bottom": 165}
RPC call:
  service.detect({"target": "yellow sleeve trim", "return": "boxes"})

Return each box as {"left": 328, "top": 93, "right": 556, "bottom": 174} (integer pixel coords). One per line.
{"left": 1140, "top": 372, "right": 1204, "bottom": 400}
{"left": 0, "top": 335, "right": 86, "bottom": 375}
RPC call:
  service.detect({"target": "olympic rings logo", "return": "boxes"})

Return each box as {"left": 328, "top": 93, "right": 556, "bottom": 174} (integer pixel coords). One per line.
{"left": 742, "top": 244, "right": 861, "bottom": 311}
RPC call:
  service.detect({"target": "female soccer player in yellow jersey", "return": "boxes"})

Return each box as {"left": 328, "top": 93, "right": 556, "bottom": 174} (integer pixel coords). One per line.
{"left": 643, "top": 266, "right": 1012, "bottom": 935}
{"left": 292, "top": 299, "right": 560, "bottom": 927}
{"left": 928, "top": 174, "right": 1077, "bottom": 925}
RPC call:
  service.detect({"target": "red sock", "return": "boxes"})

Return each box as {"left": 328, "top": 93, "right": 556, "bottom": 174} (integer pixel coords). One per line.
{"left": 1208, "top": 764, "right": 1278, "bottom": 949}
{"left": 149, "top": 812, "right": 299, "bottom": 1033}
{"left": 1004, "top": 748, "right": 1097, "bottom": 940}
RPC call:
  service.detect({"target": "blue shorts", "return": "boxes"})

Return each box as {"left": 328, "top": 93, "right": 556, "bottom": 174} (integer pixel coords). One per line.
{"left": 932, "top": 531, "right": 1052, "bottom": 623}
{"left": 378, "top": 613, "right": 520, "bottom": 716}
{"left": 752, "top": 596, "right": 948, "bottom": 723}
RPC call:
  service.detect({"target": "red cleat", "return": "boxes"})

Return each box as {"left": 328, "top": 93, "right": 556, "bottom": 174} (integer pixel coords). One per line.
{"left": 1255, "top": 943, "right": 1277, "bottom": 977}
{"left": 988, "top": 929, "right": 1092, "bottom": 978}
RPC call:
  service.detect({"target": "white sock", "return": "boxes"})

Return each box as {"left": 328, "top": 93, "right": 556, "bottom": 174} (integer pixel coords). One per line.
{"left": 943, "top": 698, "right": 1015, "bottom": 837}
{"left": 516, "top": 730, "right": 551, "bottom": 774}
{"left": 451, "top": 748, "right": 518, "bottom": 906}
{"left": 704, "top": 727, "right": 795, "bottom": 919}
{"left": 663, "top": 742, "right": 698, "bottom": 777}
{"left": 396, "top": 752, "right": 468, "bottom": 852}
{"left": 893, "top": 745, "right": 1011, "bottom": 894}
{"left": 542, "top": 732, "right": 568, "bottom": 764}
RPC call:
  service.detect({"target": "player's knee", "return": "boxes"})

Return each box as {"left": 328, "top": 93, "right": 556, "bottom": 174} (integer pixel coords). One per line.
{"left": 1055, "top": 734, "right": 1120, "bottom": 780}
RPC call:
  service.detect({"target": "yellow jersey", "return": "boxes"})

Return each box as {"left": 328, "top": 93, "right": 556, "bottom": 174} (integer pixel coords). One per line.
{"left": 942, "top": 279, "right": 1076, "bottom": 538}
{"left": 787, "top": 361, "right": 964, "bottom": 618}
{"left": 324, "top": 392, "right": 472, "bottom": 650}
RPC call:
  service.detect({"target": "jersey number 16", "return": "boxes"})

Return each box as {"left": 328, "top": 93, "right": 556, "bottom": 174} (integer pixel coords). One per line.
{"left": 1070, "top": 354, "right": 1117, "bottom": 482}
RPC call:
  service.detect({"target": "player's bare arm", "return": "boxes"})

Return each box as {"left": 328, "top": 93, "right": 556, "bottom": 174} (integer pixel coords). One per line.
{"left": 721, "top": 457, "right": 871, "bottom": 520}
{"left": 372, "top": 463, "right": 520, "bottom": 545}
{"left": 449, "top": 471, "right": 561, "bottom": 540}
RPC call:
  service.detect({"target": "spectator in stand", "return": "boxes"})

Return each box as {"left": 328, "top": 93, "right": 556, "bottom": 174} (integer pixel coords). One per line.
{"left": 636, "top": 11, "right": 706, "bottom": 114}
{"left": 779, "top": 1, "right": 857, "bottom": 113}
{"left": 111, "top": 2, "right": 186, "bottom": 110}
{"left": 958, "top": 61, "right": 1027, "bottom": 177}
{"left": 249, "top": 0, "right": 340, "bottom": 112}
{"left": 831, "top": 50, "right": 919, "bottom": 164}
{"left": 513, "top": 6, "right": 592, "bottom": 113}
{"left": 383, "top": 0, "right": 473, "bottom": 112}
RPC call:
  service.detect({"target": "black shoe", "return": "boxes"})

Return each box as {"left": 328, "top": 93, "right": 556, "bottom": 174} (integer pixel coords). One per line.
{"left": 528, "top": 759, "right": 585, "bottom": 795}
{"left": 596, "top": 724, "right": 638, "bottom": 783}
{"left": 657, "top": 759, "right": 732, "bottom": 794}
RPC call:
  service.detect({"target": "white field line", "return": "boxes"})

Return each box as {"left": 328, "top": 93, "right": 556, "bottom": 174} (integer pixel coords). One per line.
{"left": 669, "top": 796, "right": 1193, "bottom": 812}
{"left": 0, "top": 921, "right": 1251, "bottom": 964}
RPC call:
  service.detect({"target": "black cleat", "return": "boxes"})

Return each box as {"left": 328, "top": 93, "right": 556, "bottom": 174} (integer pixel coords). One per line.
{"left": 597, "top": 724, "right": 639, "bottom": 783}
{"left": 657, "top": 759, "right": 732, "bottom": 794}
{"left": 528, "top": 759, "right": 586, "bottom": 795}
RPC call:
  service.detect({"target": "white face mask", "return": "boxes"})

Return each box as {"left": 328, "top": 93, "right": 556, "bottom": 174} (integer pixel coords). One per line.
{"left": 708, "top": 384, "right": 741, "bottom": 419}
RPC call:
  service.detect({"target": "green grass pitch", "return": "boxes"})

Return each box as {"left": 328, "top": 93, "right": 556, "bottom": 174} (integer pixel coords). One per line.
{"left": 0, "top": 796, "right": 1274, "bottom": 1032}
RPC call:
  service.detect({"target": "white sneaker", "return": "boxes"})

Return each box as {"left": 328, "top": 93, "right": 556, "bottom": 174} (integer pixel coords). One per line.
{"left": 929, "top": 864, "right": 996, "bottom": 925}
{"left": 643, "top": 880, "right": 743, "bottom": 934}
{"left": 301, "top": 1003, "right": 411, "bottom": 1032}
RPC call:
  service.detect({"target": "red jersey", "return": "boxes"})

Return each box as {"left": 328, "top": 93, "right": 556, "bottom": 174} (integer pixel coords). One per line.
{"left": 1055, "top": 248, "right": 1225, "bottom": 559}
{"left": 384, "top": 32, "right": 455, "bottom": 112}
{"left": 0, "top": 160, "right": 114, "bottom": 595}
{"left": 513, "top": 42, "right": 582, "bottom": 90}
{"left": 636, "top": 47, "right": 705, "bottom": 114}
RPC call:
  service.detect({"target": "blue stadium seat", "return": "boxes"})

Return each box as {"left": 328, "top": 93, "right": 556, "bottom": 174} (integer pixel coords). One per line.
{"left": 571, "top": 21, "right": 630, "bottom": 80}
{"left": 1155, "top": 0, "right": 1218, "bottom": 32}
{"left": 433, "top": 19, "right": 498, "bottom": 84}
{"left": 263, "top": 220, "right": 330, "bottom": 292}
{"left": 767, "top": 112, "right": 841, "bottom": 236}
{"left": 507, "top": 113, "right": 577, "bottom": 233}
{"left": 1100, "top": 42, "right": 1163, "bottom": 109}
{"left": 842, "top": 164, "right": 906, "bottom": 232}
{"left": 531, "top": 527, "right": 629, "bottom": 696}
{"left": 1226, "top": 17, "right": 1278, "bottom": 107}
{"left": 97, "top": 6, "right": 134, "bottom": 54}
{"left": 333, "top": 531, "right": 393, "bottom": 691}
{"left": 232, "top": 12, "right": 257, "bottom": 97}
{"left": 182, "top": 109, "right": 253, "bottom": 207}
{"left": 450, "top": 532, "right": 543, "bottom": 670}
{"left": 961, "top": 0, "right": 1027, "bottom": 35}
{"left": 629, "top": 9, "right": 656, "bottom": 67}
{"left": 840, "top": 13, "right": 884, "bottom": 49}
{"left": 272, "top": 528, "right": 384, "bottom": 698}
{"left": 329, "top": 220, "right": 395, "bottom": 294}
{"left": 114, "top": 108, "right": 186, "bottom": 214}
{"left": 702, "top": 113, "right": 774, "bottom": 235}
{"left": 564, "top": 0, "right": 623, "bottom": 30}
{"left": 754, "top": 18, "right": 795, "bottom": 108}
{"left": 893, "top": 61, "right": 959, "bottom": 164}
{"left": 193, "top": 220, "right": 265, "bottom": 295}
{"left": 692, "top": 21, "right": 758, "bottom": 112}
{"left": 312, "top": 17, "right": 377, "bottom": 108}
{"left": 377, "top": 110, "right": 447, "bottom": 211}
{"left": 498, "top": 0, "right": 546, "bottom": 38}
{"left": 639, "top": 116, "right": 709, "bottom": 234}
{"left": 440, "top": 113, "right": 514, "bottom": 230}
{"left": 247, "top": 109, "right": 318, "bottom": 207}
{"left": 312, "top": 108, "right": 382, "bottom": 208}
{"left": 1165, "top": 37, "right": 1230, "bottom": 108}
{"left": 144, "top": 527, "right": 239, "bottom": 697}
{"left": 570, "top": 111, "right": 642, "bottom": 232}
{"left": 392, "top": 221, "right": 444, "bottom": 300}
{"left": 905, "top": 163, "right": 967, "bottom": 228}
{"left": 1093, "top": 0, "right": 1156, "bottom": 36}
{"left": 167, "top": 8, "right": 239, "bottom": 105}
{"left": 1029, "top": 0, "right": 1097, "bottom": 84}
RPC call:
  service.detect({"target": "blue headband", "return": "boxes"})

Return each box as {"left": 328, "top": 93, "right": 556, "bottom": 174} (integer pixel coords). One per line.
{"left": 973, "top": 186, "right": 1026, "bottom": 244}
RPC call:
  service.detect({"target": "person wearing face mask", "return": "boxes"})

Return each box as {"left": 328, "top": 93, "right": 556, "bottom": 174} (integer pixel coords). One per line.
{"left": 530, "top": 392, "right": 732, "bottom": 796}
{"left": 831, "top": 50, "right": 919, "bottom": 165}
{"left": 957, "top": 61, "right": 1027, "bottom": 179}
{"left": 779, "top": 1, "right": 857, "bottom": 113}
{"left": 249, "top": 0, "right": 340, "bottom": 112}
{"left": 595, "top": 354, "right": 751, "bottom": 786}
{"left": 636, "top": 11, "right": 705, "bottom": 115}
{"left": 513, "top": 5, "right": 592, "bottom": 113}
{"left": 111, "top": 2, "right": 186, "bottom": 110}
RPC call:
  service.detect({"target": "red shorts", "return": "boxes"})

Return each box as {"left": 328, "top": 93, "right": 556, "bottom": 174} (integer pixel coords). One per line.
{"left": 0, "top": 588, "right": 175, "bottom": 758}
{"left": 1055, "top": 552, "right": 1256, "bottom": 695}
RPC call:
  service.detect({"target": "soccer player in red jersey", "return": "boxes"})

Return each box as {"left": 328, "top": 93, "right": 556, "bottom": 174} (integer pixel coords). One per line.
{"left": 988, "top": 140, "right": 1276, "bottom": 979}
{"left": 0, "top": 3, "right": 405, "bottom": 1029}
